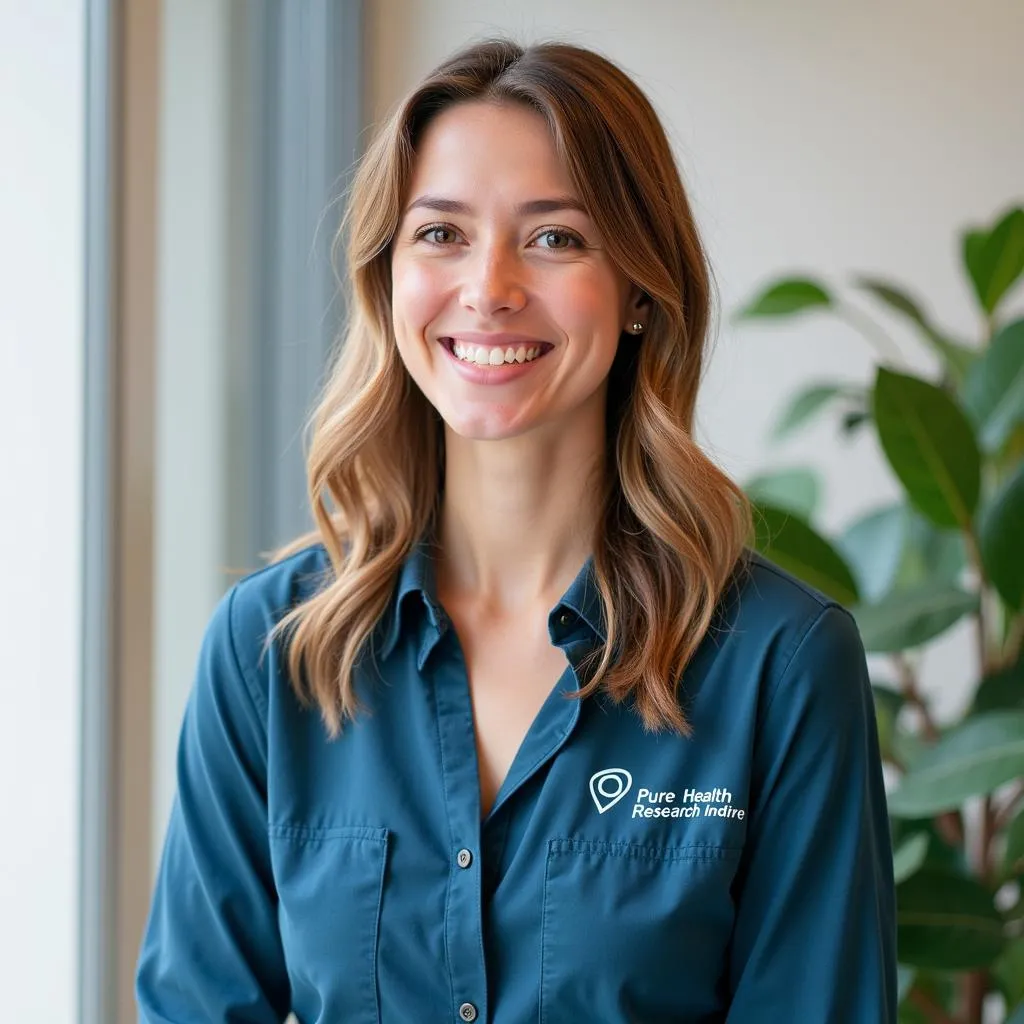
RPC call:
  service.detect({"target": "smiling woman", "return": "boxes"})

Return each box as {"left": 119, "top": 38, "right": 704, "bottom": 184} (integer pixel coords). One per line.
{"left": 136, "top": 38, "right": 897, "bottom": 1024}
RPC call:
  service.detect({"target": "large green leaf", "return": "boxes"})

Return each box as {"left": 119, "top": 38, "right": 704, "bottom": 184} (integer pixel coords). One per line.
{"left": 893, "top": 833, "right": 930, "bottom": 884}
{"left": 963, "top": 207, "right": 1024, "bottom": 316}
{"left": 1005, "top": 807, "right": 1024, "bottom": 878}
{"left": 745, "top": 468, "right": 821, "bottom": 519}
{"left": 854, "top": 276, "right": 976, "bottom": 385}
{"left": 751, "top": 502, "right": 859, "bottom": 606}
{"left": 896, "top": 868, "right": 1006, "bottom": 970}
{"left": 896, "top": 966, "right": 916, "bottom": 1007}
{"left": 994, "top": 940, "right": 1024, "bottom": 1011}
{"left": 1004, "top": 422, "right": 1024, "bottom": 473}
{"left": 873, "top": 684, "right": 905, "bottom": 763}
{"left": 838, "top": 504, "right": 908, "bottom": 602}
{"left": 892, "top": 817, "right": 969, "bottom": 876}
{"left": 892, "top": 728, "right": 930, "bottom": 772}
{"left": 736, "top": 277, "right": 832, "bottom": 319}
{"left": 973, "top": 657, "right": 1024, "bottom": 714}
{"left": 979, "top": 461, "right": 1024, "bottom": 610}
{"left": 853, "top": 585, "right": 977, "bottom": 653}
{"left": 963, "top": 319, "right": 1024, "bottom": 452}
{"left": 887, "top": 711, "right": 1024, "bottom": 817}
{"left": 892, "top": 510, "right": 966, "bottom": 590}
{"left": 771, "top": 382, "right": 857, "bottom": 441}
{"left": 873, "top": 367, "right": 981, "bottom": 528}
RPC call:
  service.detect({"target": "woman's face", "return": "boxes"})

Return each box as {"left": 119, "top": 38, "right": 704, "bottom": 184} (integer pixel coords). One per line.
{"left": 390, "top": 100, "right": 642, "bottom": 443}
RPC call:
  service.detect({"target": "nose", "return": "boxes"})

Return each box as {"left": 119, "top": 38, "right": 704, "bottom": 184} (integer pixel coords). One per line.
{"left": 459, "top": 241, "right": 526, "bottom": 317}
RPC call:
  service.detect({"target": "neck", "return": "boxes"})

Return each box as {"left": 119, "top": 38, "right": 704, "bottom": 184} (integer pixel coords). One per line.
{"left": 436, "top": 424, "right": 604, "bottom": 615}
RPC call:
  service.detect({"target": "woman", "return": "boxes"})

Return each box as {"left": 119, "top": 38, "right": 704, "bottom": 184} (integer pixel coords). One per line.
{"left": 137, "top": 39, "right": 896, "bottom": 1023}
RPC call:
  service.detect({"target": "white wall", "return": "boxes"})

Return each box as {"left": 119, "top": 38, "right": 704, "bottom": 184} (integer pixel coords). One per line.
{"left": 367, "top": 0, "right": 1024, "bottom": 717}
{"left": 0, "top": 3, "right": 84, "bottom": 1021}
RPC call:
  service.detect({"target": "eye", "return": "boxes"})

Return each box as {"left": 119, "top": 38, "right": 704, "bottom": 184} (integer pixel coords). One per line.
{"left": 414, "top": 224, "right": 460, "bottom": 246}
{"left": 533, "top": 228, "right": 584, "bottom": 250}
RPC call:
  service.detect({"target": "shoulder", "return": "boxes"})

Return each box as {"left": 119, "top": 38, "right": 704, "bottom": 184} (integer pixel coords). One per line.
{"left": 719, "top": 548, "right": 858, "bottom": 642}
{"left": 227, "top": 542, "right": 332, "bottom": 637}
{"left": 202, "top": 543, "right": 332, "bottom": 707}
{"left": 712, "top": 549, "right": 867, "bottom": 721}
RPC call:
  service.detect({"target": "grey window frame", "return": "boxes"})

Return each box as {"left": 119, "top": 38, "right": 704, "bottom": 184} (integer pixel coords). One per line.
{"left": 78, "top": 3, "right": 364, "bottom": 1021}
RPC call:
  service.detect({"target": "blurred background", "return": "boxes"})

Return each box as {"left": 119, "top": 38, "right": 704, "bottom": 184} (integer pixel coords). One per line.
{"left": 1, "top": 1, "right": 1021, "bottom": 1021}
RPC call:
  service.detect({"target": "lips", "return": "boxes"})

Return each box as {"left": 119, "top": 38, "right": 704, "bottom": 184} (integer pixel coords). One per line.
{"left": 441, "top": 332, "right": 547, "bottom": 347}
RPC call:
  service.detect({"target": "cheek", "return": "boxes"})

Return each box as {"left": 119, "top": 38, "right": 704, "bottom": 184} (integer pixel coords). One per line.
{"left": 391, "top": 259, "right": 449, "bottom": 336}
{"left": 547, "top": 271, "right": 624, "bottom": 340}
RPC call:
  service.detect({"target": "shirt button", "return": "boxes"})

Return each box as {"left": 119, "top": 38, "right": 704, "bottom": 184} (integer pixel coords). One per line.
{"left": 557, "top": 611, "right": 571, "bottom": 628}
{"left": 456, "top": 848, "right": 473, "bottom": 869}
{"left": 459, "top": 1002, "right": 478, "bottom": 1022}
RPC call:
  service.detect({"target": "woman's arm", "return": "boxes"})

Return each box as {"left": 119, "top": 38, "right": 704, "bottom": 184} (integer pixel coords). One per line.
{"left": 726, "top": 605, "right": 897, "bottom": 1022}
{"left": 136, "top": 586, "right": 291, "bottom": 1023}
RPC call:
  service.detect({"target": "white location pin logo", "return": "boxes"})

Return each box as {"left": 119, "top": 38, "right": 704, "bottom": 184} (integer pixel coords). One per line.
{"left": 589, "top": 768, "right": 633, "bottom": 814}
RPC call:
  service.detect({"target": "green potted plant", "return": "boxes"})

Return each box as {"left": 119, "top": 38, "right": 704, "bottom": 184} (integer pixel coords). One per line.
{"left": 735, "top": 206, "right": 1024, "bottom": 1024}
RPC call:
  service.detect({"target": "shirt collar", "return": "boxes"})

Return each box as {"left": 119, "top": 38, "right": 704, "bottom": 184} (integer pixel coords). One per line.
{"left": 548, "top": 555, "right": 607, "bottom": 644}
{"left": 378, "top": 538, "right": 445, "bottom": 661}
{"left": 378, "top": 542, "right": 607, "bottom": 662}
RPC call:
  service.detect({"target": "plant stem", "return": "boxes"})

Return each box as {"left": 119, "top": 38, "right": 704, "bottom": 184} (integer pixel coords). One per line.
{"left": 984, "top": 314, "right": 996, "bottom": 347}
{"left": 893, "top": 654, "right": 939, "bottom": 741}
{"left": 962, "top": 970, "right": 987, "bottom": 1024}
{"left": 963, "top": 531, "right": 993, "bottom": 675}
{"left": 961, "top": 526, "right": 997, "bottom": 1022}
{"left": 961, "top": 789, "right": 998, "bottom": 1020}
{"left": 907, "top": 985, "right": 958, "bottom": 1024}
{"left": 837, "top": 303, "right": 908, "bottom": 366}
{"left": 979, "top": 798, "right": 995, "bottom": 885}
{"left": 1002, "top": 615, "right": 1024, "bottom": 670}
{"left": 891, "top": 653, "right": 965, "bottom": 846}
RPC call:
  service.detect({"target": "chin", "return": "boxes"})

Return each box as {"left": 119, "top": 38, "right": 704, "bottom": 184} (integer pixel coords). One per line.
{"left": 440, "top": 409, "right": 534, "bottom": 443}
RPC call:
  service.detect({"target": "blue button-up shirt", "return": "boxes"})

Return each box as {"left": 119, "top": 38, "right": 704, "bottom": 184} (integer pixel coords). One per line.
{"left": 137, "top": 541, "right": 896, "bottom": 1022}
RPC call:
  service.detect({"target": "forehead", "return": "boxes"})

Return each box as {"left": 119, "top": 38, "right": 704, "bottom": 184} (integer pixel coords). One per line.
{"left": 406, "top": 100, "right": 578, "bottom": 202}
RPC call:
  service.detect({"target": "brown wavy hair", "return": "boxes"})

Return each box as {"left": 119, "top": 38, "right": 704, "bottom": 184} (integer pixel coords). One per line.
{"left": 273, "top": 38, "right": 754, "bottom": 737}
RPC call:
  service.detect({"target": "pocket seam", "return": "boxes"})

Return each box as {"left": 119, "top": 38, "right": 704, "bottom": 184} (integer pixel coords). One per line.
{"left": 539, "top": 841, "right": 555, "bottom": 1024}
{"left": 268, "top": 823, "right": 388, "bottom": 845}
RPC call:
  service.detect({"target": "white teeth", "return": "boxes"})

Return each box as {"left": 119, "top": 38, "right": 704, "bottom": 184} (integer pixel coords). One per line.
{"left": 450, "top": 339, "right": 544, "bottom": 366}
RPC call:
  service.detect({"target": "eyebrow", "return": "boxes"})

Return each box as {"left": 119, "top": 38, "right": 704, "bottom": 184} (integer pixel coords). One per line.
{"left": 403, "top": 194, "right": 590, "bottom": 218}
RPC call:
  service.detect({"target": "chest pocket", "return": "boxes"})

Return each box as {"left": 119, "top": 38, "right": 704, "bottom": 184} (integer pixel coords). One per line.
{"left": 269, "top": 824, "right": 388, "bottom": 1024}
{"left": 540, "top": 838, "right": 739, "bottom": 1024}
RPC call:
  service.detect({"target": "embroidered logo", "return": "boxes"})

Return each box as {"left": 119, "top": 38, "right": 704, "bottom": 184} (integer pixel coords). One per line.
{"left": 589, "top": 768, "right": 633, "bottom": 814}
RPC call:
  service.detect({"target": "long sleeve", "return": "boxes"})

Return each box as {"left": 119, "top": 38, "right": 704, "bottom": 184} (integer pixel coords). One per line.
{"left": 726, "top": 605, "right": 897, "bottom": 1022}
{"left": 136, "top": 585, "right": 291, "bottom": 1023}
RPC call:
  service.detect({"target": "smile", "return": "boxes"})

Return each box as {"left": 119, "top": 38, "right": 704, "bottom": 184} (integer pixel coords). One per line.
{"left": 439, "top": 337, "right": 553, "bottom": 367}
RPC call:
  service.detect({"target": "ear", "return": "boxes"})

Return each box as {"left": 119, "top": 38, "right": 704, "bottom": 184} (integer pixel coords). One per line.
{"left": 623, "top": 287, "right": 653, "bottom": 335}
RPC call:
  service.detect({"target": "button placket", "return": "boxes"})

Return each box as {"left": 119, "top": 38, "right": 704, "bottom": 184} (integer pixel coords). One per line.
{"left": 431, "top": 648, "right": 488, "bottom": 1024}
